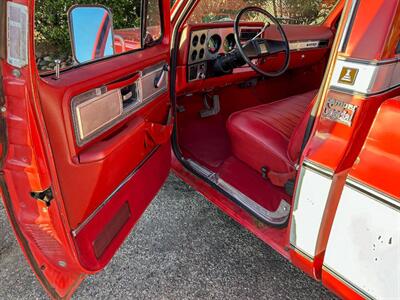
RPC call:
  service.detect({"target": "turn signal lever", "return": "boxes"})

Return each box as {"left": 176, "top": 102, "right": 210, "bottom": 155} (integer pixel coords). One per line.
{"left": 211, "top": 41, "right": 261, "bottom": 75}
{"left": 212, "top": 50, "right": 245, "bottom": 75}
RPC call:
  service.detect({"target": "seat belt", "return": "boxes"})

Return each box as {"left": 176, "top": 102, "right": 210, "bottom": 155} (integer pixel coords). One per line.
{"left": 299, "top": 89, "right": 323, "bottom": 163}
{"left": 284, "top": 90, "right": 323, "bottom": 196}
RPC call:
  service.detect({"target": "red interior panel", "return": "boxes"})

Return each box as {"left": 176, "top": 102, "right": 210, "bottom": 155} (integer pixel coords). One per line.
{"left": 74, "top": 142, "right": 171, "bottom": 271}
{"left": 37, "top": 45, "right": 170, "bottom": 230}
{"left": 177, "top": 62, "right": 327, "bottom": 172}
{"left": 218, "top": 156, "right": 291, "bottom": 211}
{"left": 36, "top": 39, "right": 171, "bottom": 271}
{"left": 175, "top": 20, "right": 334, "bottom": 223}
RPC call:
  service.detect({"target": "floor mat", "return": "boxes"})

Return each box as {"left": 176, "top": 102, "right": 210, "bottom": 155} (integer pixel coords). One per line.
{"left": 179, "top": 115, "right": 231, "bottom": 170}
{"left": 218, "top": 157, "right": 291, "bottom": 212}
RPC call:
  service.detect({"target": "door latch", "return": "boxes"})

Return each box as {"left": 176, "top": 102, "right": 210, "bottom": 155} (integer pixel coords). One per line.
{"left": 30, "top": 187, "right": 54, "bottom": 207}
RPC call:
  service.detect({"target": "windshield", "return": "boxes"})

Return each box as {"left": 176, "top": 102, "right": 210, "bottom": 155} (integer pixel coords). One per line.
{"left": 188, "top": 0, "right": 339, "bottom": 25}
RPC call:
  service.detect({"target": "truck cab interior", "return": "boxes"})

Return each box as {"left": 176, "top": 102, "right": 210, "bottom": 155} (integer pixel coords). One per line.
{"left": 6, "top": 0, "right": 400, "bottom": 298}
{"left": 173, "top": 0, "right": 343, "bottom": 226}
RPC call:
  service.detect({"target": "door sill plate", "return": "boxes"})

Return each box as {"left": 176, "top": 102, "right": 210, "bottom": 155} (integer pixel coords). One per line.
{"left": 185, "top": 159, "right": 290, "bottom": 226}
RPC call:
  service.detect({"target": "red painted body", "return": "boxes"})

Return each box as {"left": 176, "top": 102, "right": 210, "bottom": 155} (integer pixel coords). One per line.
{"left": 0, "top": 0, "right": 399, "bottom": 299}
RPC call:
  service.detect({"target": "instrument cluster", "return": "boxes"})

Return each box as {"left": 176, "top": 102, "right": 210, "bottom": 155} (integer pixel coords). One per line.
{"left": 187, "top": 27, "right": 261, "bottom": 81}
{"left": 188, "top": 28, "right": 247, "bottom": 65}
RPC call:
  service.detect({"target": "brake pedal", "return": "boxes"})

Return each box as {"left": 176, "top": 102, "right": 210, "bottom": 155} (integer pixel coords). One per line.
{"left": 177, "top": 105, "right": 185, "bottom": 113}
{"left": 200, "top": 95, "right": 220, "bottom": 118}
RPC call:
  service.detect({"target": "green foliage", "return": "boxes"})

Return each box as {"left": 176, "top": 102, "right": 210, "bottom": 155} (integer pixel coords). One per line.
{"left": 35, "top": 0, "right": 336, "bottom": 57}
{"left": 244, "top": 0, "right": 333, "bottom": 24}
{"left": 35, "top": 0, "right": 141, "bottom": 57}
{"left": 189, "top": 0, "right": 336, "bottom": 25}
{"left": 280, "top": 0, "right": 321, "bottom": 23}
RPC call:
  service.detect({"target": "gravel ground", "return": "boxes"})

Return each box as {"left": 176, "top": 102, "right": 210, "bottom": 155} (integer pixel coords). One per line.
{"left": 0, "top": 174, "right": 336, "bottom": 299}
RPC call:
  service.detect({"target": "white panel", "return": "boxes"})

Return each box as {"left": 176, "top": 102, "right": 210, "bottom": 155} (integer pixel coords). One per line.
{"left": 330, "top": 59, "right": 400, "bottom": 95}
{"left": 331, "top": 59, "right": 377, "bottom": 94}
{"left": 291, "top": 168, "right": 332, "bottom": 257}
{"left": 324, "top": 186, "right": 400, "bottom": 299}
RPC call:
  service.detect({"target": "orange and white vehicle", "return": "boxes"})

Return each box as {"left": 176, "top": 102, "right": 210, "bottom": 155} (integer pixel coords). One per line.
{"left": 1, "top": 0, "right": 399, "bottom": 298}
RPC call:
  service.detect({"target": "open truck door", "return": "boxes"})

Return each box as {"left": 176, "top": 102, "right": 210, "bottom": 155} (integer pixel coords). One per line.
{"left": 0, "top": 0, "right": 172, "bottom": 298}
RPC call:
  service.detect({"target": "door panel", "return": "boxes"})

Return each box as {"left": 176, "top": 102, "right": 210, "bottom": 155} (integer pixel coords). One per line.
{"left": 0, "top": 0, "right": 172, "bottom": 298}
{"left": 73, "top": 142, "right": 170, "bottom": 271}
{"left": 38, "top": 55, "right": 170, "bottom": 230}
{"left": 37, "top": 44, "right": 171, "bottom": 265}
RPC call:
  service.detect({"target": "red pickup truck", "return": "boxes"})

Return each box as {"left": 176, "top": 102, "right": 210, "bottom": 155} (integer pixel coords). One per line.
{"left": 1, "top": 0, "right": 399, "bottom": 298}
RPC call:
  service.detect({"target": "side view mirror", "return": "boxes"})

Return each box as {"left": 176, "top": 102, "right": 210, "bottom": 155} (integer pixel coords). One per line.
{"left": 68, "top": 5, "right": 115, "bottom": 64}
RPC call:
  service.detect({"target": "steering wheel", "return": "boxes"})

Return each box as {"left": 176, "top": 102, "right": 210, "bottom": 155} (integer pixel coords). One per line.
{"left": 233, "top": 7, "right": 290, "bottom": 77}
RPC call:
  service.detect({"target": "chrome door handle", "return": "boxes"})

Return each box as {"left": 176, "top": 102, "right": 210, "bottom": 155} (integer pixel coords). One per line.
{"left": 154, "top": 64, "right": 169, "bottom": 88}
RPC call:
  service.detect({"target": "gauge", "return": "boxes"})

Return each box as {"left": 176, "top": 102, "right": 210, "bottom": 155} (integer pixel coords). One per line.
{"left": 207, "top": 34, "right": 222, "bottom": 54}
{"left": 192, "top": 35, "right": 199, "bottom": 47}
{"left": 191, "top": 50, "right": 198, "bottom": 61}
{"left": 223, "top": 33, "right": 236, "bottom": 53}
{"left": 200, "top": 33, "right": 207, "bottom": 45}
{"left": 199, "top": 48, "right": 205, "bottom": 59}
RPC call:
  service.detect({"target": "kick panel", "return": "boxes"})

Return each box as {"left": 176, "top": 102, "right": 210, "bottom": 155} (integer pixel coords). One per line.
{"left": 93, "top": 202, "right": 131, "bottom": 259}
{"left": 73, "top": 143, "right": 171, "bottom": 271}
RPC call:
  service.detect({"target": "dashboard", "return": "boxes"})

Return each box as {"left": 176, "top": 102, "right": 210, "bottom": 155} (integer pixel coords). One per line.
{"left": 188, "top": 27, "right": 260, "bottom": 64}
{"left": 187, "top": 26, "right": 264, "bottom": 81}
{"left": 177, "top": 23, "right": 334, "bottom": 94}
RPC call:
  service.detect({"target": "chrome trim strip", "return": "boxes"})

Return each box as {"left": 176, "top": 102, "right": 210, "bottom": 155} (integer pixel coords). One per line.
{"left": 170, "top": 0, "right": 185, "bottom": 22}
{"left": 338, "top": 0, "right": 359, "bottom": 53}
{"left": 303, "top": 160, "right": 334, "bottom": 178}
{"left": 217, "top": 178, "right": 291, "bottom": 225}
{"left": 330, "top": 84, "right": 400, "bottom": 97}
{"left": 171, "top": 0, "right": 196, "bottom": 49}
{"left": 185, "top": 159, "right": 218, "bottom": 182}
{"left": 290, "top": 244, "right": 314, "bottom": 261}
{"left": 330, "top": 57, "right": 400, "bottom": 97}
{"left": 322, "top": 265, "right": 374, "bottom": 300}
{"left": 346, "top": 177, "right": 400, "bottom": 211}
{"left": 72, "top": 146, "right": 160, "bottom": 237}
{"left": 289, "top": 40, "right": 328, "bottom": 51}
{"left": 185, "top": 159, "right": 290, "bottom": 225}
{"left": 337, "top": 55, "right": 400, "bottom": 66}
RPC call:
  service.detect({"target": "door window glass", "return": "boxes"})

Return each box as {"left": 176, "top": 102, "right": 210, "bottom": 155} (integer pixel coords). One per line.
{"left": 35, "top": 0, "right": 162, "bottom": 74}
{"left": 145, "top": 0, "right": 162, "bottom": 43}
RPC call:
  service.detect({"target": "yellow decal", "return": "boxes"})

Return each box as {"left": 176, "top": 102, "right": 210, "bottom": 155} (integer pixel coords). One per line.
{"left": 338, "top": 67, "right": 359, "bottom": 85}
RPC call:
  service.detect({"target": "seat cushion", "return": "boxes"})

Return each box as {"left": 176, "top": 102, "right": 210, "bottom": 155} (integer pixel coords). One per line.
{"left": 226, "top": 90, "right": 318, "bottom": 186}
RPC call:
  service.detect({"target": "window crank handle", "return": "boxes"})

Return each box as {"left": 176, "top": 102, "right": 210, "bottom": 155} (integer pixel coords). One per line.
{"left": 154, "top": 64, "right": 169, "bottom": 88}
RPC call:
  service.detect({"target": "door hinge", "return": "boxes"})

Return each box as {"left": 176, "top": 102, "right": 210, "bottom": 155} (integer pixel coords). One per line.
{"left": 30, "top": 187, "right": 54, "bottom": 206}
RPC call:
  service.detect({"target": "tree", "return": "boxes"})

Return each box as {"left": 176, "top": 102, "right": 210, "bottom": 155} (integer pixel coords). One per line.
{"left": 187, "top": 0, "right": 336, "bottom": 25}
{"left": 35, "top": 0, "right": 141, "bottom": 57}
{"left": 35, "top": 0, "right": 337, "bottom": 59}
